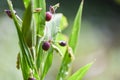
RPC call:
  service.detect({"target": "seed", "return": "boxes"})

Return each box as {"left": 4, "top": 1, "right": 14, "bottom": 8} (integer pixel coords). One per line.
{"left": 28, "top": 77, "right": 36, "bottom": 80}
{"left": 42, "top": 41, "right": 50, "bottom": 51}
{"left": 4, "top": 9, "right": 16, "bottom": 18}
{"left": 46, "top": 11, "right": 52, "bottom": 21}
{"left": 59, "top": 41, "right": 66, "bottom": 47}
{"left": 4, "top": 10, "right": 12, "bottom": 18}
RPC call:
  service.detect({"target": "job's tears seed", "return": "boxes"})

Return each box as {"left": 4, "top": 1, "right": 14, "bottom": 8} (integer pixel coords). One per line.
{"left": 46, "top": 11, "right": 52, "bottom": 21}
{"left": 42, "top": 41, "right": 50, "bottom": 51}
{"left": 59, "top": 41, "right": 66, "bottom": 47}
{"left": 28, "top": 77, "right": 36, "bottom": 80}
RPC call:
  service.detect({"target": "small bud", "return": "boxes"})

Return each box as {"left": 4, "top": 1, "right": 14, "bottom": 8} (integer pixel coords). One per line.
{"left": 4, "top": 9, "right": 16, "bottom": 18}
{"left": 4, "top": 10, "right": 12, "bottom": 18}
{"left": 59, "top": 41, "right": 66, "bottom": 47}
{"left": 46, "top": 11, "right": 52, "bottom": 21}
{"left": 28, "top": 77, "right": 36, "bottom": 80}
{"left": 49, "top": 6, "right": 55, "bottom": 14}
{"left": 49, "top": 3, "right": 60, "bottom": 14}
{"left": 42, "top": 41, "right": 50, "bottom": 51}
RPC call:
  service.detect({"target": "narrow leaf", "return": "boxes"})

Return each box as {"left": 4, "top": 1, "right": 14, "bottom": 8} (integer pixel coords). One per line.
{"left": 23, "top": 0, "right": 30, "bottom": 8}
{"left": 36, "top": 41, "right": 44, "bottom": 70}
{"left": 68, "top": 0, "right": 84, "bottom": 52}
{"left": 7, "top": 0, "right": 34, "bottom": 69}
{"left": 33, "top": 0, "right": 46, "bottom": 36}
{"left": 20, "top": 52, "right": 30, "bottom": 80}
{"left": 22, "top": 1, "right": 33, "bottom": 47}
{"left": 41, "top": 48, "right": 54, "bottom": 80}
{"left": 56, "top": 46, "right": 74, "bottom": 80}
{"left": 57, "top": 1, "right": 84, "bottom": 80}
{"left": 68, "top": 62, "right": 94, "bottom": 80}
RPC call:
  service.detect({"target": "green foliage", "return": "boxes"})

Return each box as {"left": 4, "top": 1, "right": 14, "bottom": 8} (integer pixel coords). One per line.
{"left": 6, "top": 0, "right": 93, "bottom": 80}
{"left": 68, "top": 62, "right": 94, "bottom": 80}
{"left": 41, "top": 48, "right": 53, "bottom": 80}
{"left": 68, "top": 0, "right": 84, "bottom": 52}
{"left": 23, "top": 0, "right": 30, "bottom": 8}
{"left": 33, "top": 0, "right": 46, "bottom": 36}
{"left": 22, "top": 1, "right": 33, "bottom": 47}
{"left": 56, "top": 0, "right": 85, "bottom": 80}
{"left": 56, "top": 46, "right": 74, "bottom": 80}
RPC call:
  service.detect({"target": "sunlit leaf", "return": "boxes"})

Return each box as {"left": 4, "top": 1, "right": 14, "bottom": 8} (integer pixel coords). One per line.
{"left": 41, "top": 48, "right": 53, "bottom": 80}
{"left": 68, "top": 62, "right": 94, "bottom": 80}
{"left": 56, "top": 1, "right": 84, "bottom": 80}
{"left": 20, "top": 52, "right": 30, "bottom": 80}
{"left": 68, "top": 0, "right": 84, "bottom": 52}
{"left": 60, "top": 15, "right": 68, "bottom": 30}
{"left": 22, "top": 1, "right": 33, "bottom": 47}
{"left": 36, "top": 41, "right": 44, "bottom": 70}
{"left": 7, "top": 0, "right": 34, "bottom": 71}
{"left": 23, "top": 0, "right": 30, "bottom": 8}
{"left": 56, "top": 46, "right": 74, "bottom": 80}
{"left": 33, "top": 0, "right": 46, "bottom": 36}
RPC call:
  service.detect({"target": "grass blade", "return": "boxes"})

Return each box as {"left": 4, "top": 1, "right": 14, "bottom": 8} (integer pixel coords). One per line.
{"left": 22, "top": 1, "right": 33, "bottom": 47}
{"left": 68, "top": 62, "right": 94, "bottom": 80}
{"left": 7, "top": 0, "right": 34, "bottom": 69}
{"left": 41, "top": 48, "right": 54, "bottom": 80}
{"left": 68, "top": 0, "right": 84, "bottom": 52}
{"left": 56, "top": 47, "right": 74, "bottom": 80}
{"left": 33, "top": 0, "right": 46, "bottom": 36}
{"left": 56, "top": 1, "right": 84, "bottom": 80}
{"left": 23, "top": 0, "right": 30, "bottom": 8}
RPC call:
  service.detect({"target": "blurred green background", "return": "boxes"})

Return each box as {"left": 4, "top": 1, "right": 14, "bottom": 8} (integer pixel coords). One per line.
{"left": 0, "top": 0, "right": 120, "bottom": 80}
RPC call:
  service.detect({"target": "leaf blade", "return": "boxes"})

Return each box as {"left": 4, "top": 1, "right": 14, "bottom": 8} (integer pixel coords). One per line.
{"left": 23, "top": 0, "right": 30, "bottom": 8}
{"left": 33, "top": 0, "right": 46, "bottom": 36}
{"left": 41, "top": 48, "right": 54, "bottom": 80}
{"left": 68, "top": 62, "right": 94, "bottom": 80}
{"left": 68, "top": 0, "right": 84, "bottom": 52}
{"left": 22, "top": 1, "right": 33, "bottom": 47}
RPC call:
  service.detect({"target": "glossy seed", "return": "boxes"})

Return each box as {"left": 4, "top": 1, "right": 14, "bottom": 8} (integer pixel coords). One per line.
{"left": 59, "top": 41, "right": 66, "bottom": 47}
{"left": 42, "top": 41, "right": 50, "bottom": 51}
{"left": 46, "top": 11, "right": 52, "bottom": 21}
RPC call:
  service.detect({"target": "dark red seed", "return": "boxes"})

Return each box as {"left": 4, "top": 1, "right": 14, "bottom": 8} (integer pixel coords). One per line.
{"left": 4, "top": 9, "right": 16, "bottom": 18}
{"left": 42, "top": 41, "right": 50, "bottom": 51}
{"left": 46, "top": 11, "right": 52, "bottom": 21}
{"left": 59, "top": 41, "right": 66, "bottom": 47}
{"left": 28, "top": 77, "right": 36, "bottom": 80}
{"left": 4, "top": 10, "right": 12, "bottom": 18}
